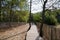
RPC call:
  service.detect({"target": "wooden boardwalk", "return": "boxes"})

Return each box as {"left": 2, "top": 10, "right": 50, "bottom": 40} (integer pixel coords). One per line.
{"left": 27, "top": 24, "right": 43, "bottom": 40}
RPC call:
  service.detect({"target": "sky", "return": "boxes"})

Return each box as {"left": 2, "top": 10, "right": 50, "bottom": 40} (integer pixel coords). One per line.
{"left": 28, "top": 0, "right": 60, "bottom": 13}
{"left": 29, "top": 0, "right": 43, "bottom": 13}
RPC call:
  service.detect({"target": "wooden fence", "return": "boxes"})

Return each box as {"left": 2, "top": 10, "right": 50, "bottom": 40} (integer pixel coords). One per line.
{"left": 36, "top": 23, "right": 60, "bottom": 40}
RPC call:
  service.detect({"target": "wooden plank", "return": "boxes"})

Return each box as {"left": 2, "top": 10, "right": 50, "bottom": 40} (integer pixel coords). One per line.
{"left": 42, "top": 24, "right": 60, "bottom": 40}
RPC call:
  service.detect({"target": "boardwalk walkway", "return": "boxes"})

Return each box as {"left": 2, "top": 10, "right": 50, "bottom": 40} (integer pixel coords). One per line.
{"left": 27, "top": 24, "right": 43, "bottom": 40}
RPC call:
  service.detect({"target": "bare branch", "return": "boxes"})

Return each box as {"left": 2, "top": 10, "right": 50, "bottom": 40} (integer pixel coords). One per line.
{"left": 46, "top": 0, "right": 59, "bottom": 9}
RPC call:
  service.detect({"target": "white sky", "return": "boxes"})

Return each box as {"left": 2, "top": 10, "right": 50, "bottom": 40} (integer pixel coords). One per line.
{"left": 31, "top": 0, "right": 43, "bottom": 13}
{"left": 28, "top": 0, "right": 60, "bottom": 13}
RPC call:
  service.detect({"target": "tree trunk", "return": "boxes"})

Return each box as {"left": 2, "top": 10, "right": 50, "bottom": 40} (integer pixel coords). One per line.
{"left": 0, "top": 0, "right": 1, "bottom": 23}
{"left": 25, "top": 0, "right": 32, "bottom": 40}
{"left": 39, "top": 0, "right": 48, "bottom": 37}
{"left": 28, "top": 0, "right": 32, "bottom": 31}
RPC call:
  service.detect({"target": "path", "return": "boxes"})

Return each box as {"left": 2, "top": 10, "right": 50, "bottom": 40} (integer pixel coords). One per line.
{"left": 0, "top": 24, "right": 29, "bottom": 40}
{"left": 27, "top": 24, "right": 43, "bottom": 40}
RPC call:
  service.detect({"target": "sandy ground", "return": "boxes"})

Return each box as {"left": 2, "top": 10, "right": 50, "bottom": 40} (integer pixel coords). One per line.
{"left": 0, "top": 24, "right": 29, "bottom": 40}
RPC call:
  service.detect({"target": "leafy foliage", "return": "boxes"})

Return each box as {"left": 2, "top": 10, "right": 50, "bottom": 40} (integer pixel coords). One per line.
{"left": 33, "top": 13, "right": 42, "bottom": 22}
{"left": 33, "top": 9, "right": 60, "bottom": 25}
{"left": 0, "top": 0, "right": 29, "bottom": 22}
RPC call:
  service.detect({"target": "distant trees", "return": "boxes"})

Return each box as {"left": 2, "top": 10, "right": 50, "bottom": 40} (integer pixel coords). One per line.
{"left": 33, "top": 9, "right": 60, "bottom": 24}
{"left": 33, "top": 13, "right": 42, "bottom": 22}
{"left": 0, "top": 0, "right": 29, "bottom": 22}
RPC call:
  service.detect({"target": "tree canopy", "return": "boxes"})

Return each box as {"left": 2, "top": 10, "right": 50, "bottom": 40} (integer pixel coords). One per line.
{"left": 0, "top": 0, "right": 29, "bottom": 22}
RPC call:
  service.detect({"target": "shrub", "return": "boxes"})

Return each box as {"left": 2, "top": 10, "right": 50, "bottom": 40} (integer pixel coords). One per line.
{"left": 56, "top": 13, "right": 60, "bottom": 23}
{"left": 33, "top": 13, "right": 42, "bottom": 22}
{"left": 44, "top": 15, "right": 58, "bottom": 25}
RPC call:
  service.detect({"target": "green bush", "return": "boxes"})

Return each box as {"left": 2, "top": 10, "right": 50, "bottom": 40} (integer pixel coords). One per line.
{"left": 33, "top": 13, "right": 42, "bottom": 22}
{"left": 57, "top": 19, "right": 60, "bottom": 23}
{"left": 56, "top": 13, "right": 60, "bottom": 23}
{"left": 44, "top": 15, "right": 58, "bottom": 25}
{"left": 33, "top": 9, "right": 60, "bottom": 25}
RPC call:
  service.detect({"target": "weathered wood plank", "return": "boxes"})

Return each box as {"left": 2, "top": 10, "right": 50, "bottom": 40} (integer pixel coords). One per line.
{"left": 36, "top": 23, "right": 60, "bottom": 40}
